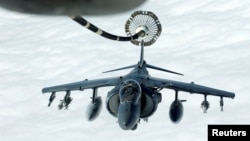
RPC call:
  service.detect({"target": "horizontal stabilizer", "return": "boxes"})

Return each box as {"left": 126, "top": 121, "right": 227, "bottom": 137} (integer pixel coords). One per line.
{"left": 103, "top": 65, "right": 136, "bottom": 73}
{"left": 146, "top": 64, "right": 183, "bottom": 76}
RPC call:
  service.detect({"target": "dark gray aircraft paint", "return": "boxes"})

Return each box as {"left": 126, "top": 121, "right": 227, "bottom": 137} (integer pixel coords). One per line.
{"left": 118, "top": 79, "right": 142, "bottom": 130}
{"left": 0, "top": 0, "right": 146, "bottom": 15}
{"left": 41, "top": 11, "right": 235, "bottom": 130}
{"left": 42, "top": 44, "right": 235, "bottom": 130}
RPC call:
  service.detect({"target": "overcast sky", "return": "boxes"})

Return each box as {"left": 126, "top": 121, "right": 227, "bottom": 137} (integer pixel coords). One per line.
{"left": 0, "top": 0, "right": 250, "bottom": 141}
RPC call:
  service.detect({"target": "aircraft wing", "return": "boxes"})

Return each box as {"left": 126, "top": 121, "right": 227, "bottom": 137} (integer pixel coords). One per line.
{"left": 42, "top": 77, "right": 122, "bottom": 94}
{"left": 146, "top": 77, "right": 235, "bottom": 98}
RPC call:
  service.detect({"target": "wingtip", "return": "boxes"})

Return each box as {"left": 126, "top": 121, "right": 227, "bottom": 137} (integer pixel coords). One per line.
{"left": 231, "top": 93, "right": 236, "bottom": 99}
{"left": 41, "top": 88, "right": 48, "bottom": 94}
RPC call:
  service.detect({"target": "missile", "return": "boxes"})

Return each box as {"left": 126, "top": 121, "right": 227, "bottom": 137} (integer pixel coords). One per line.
{"left": 201, "top": 95, "right": 209, "bottom": 113}
{"left": 48, "top": 92, "right": 56, "bottom": 107}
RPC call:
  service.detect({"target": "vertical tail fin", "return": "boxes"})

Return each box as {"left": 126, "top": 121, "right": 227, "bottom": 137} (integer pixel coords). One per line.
{"left": 139, "top": 40, "right": 144, "bottom": 68}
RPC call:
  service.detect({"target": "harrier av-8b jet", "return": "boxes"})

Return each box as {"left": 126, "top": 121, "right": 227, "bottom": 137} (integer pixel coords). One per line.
{"left": 42, "top": 11, "right": 235, "bottom": 130}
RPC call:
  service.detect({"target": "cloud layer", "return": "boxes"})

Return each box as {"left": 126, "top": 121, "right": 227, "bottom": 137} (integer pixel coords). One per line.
{"left": 0, "top": 0, "right": 250, "bottom": 141}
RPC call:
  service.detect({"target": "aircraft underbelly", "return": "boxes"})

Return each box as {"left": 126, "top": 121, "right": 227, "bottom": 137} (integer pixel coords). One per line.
{"left": 106, "top": 92, "right": 159, "bottom": 119}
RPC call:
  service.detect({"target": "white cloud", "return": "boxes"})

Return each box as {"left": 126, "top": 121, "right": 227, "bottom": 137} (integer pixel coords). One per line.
{"left": 0, "top": 0, "right": 249, "bottom": 141}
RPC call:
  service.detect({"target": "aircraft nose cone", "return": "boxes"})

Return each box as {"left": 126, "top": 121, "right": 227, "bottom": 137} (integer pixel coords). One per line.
{"left": 118, "top": 102, "right": 140, "bottom": 130}
{"left": 121, "top": 121, "right": 130, "bottom": 130}
{"left": 118, "top": 105, "right": 133, "bottom": 130}
{"left": 119, "top": 121, "right": 134, "bottom": 130}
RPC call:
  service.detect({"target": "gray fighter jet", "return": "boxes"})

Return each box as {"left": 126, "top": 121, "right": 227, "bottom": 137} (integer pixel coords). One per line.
{"left": 42, "top": 11, "right": 235, "bottom": 130}
{"left": 42, "top": 42, "right": 235, "bottom": 130}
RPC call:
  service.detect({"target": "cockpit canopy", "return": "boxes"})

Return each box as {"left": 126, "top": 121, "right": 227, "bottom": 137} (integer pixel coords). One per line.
{"left": 119, "top": 79, "right": 142, "bottom": 103}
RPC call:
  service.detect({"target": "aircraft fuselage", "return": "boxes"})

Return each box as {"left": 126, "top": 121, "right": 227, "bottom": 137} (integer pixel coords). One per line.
{"left": 106, "top": 61, "right": 162, "bottom": 130}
